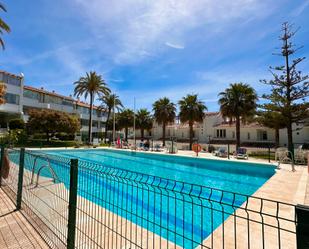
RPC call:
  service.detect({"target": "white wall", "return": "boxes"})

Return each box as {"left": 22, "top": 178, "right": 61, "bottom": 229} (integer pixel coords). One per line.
{"left": 279, "top": 123, "right": 309, "bottom": 146}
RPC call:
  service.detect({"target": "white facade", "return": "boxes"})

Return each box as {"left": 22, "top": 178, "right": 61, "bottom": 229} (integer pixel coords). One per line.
{"left": 0, "top": 70, "right": 107, "bottom": 138}
{"left": 146, "top": 112, "right": 308, "bottom": 146}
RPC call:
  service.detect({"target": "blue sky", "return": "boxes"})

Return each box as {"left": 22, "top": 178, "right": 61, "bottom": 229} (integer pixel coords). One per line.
{"left": 1, "top": 0, "right": 309, "bottom": 111}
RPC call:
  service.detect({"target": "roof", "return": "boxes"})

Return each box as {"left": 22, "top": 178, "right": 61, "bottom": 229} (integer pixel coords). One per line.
{"left": 0, "top": 70, "right": 23, "bottom": 79}
{"left": 24, "top": 85, "right": 74, "bottom": 101}
{"left": 166, "top": 123, "right": 202, "bottom": 129}
{"left": 213, "top": 121, "right": 266, "bottom": 129}
{"left": 75, "top": 100, "right": 100, "bottom": 110}
{"left": 24, "top": 85, "right": 100, "bottom": 110}
{"left": 204, "top": 111, "right": 220, "bottom": 116}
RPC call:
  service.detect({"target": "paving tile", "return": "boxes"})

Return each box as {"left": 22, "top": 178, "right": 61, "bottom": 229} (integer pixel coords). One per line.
{"left": 0, "top": 188, "right": 49, "bottom": 249}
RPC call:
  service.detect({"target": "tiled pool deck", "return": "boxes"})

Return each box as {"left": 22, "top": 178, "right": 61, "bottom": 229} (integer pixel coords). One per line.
{"left": 0, "top": 188, "right": 49, "bottom": 249}
{"left": 0, "top": 147, "right": 308, "bottom": 248}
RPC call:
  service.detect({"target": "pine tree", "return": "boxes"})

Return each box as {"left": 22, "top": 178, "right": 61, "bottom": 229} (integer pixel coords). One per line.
{"left": 261, "top": 22, "right": 309, "bottom": 156}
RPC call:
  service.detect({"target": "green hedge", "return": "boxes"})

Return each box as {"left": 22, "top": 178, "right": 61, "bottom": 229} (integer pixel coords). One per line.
{"left": 26, "top": 139, "right": 79, "bottom": 148}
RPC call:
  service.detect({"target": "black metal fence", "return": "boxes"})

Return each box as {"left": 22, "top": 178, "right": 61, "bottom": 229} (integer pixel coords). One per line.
{"left": 0, "top": 147, "right": 308, "bottom": 249}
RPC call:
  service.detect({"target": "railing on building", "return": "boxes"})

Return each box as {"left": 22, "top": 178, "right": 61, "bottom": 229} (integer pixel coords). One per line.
{"left": 0, "top": 147, "right": 308, "bottom": 249}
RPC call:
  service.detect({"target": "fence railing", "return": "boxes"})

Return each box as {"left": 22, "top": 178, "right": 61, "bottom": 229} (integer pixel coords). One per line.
{"left": 0, "top": 147, "right": 308, "bottom": 249}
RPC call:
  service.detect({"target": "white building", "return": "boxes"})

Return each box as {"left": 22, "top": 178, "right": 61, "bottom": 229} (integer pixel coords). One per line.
{"left": 135, "top": 112, "right": 308, "bottom": 147}
{"left": 0, "top": 70, "right": 107, "bottom": 140}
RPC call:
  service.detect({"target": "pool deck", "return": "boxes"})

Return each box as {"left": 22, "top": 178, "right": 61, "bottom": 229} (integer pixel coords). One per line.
{"left": 0, "top": 147, "right": 308, "bottom": 248}
{"left": 0, "top": 188, "right": 49, "bottom": 249}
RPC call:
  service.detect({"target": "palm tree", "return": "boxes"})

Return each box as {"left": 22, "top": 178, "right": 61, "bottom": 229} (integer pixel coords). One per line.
{"left": 74, "top": 71, "right": 110, "bottom": 144}
{"left": 98, "top": 93, "right": 123, "bottom": 142}
{"left": 153, "top": 97, "right": 176, "bottom": 146}
{"left": 218, "top": 83, "right": 257, "bottom": 150}
{"left": 136, "top": 109, "right": 153, "bottom": 140}
{"left": 0, "top": 3, "right": 10, "bottom": 50}
{"left": 118, "top": 109, "right": 134, "bottom": 141}
{"left": 0, "top": 83, "right": 6, "bottom": 105}
{"left": 179, "top": 94, "right": 207, "bottom": 150}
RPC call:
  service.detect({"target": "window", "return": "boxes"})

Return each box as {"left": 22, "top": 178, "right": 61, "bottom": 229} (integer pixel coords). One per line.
{"left": 62, "top": 99, "right": 73, "bottom": 107}
{"left": 5, "top": 93, "right": 20, "bottom": 105}
{"left": 81, "top": 119, "right": 89, "bottom": 126}
{"left": 92, "top": 121, "right": 98, "bottom": 128}
{"left": 257, "top": 130, "right": 268, "bottom": 141}
{"left": 76, "top": 106, "right": 88, "bottom": 114}
{"left": 0, "top": 73, "right": 21, "bottom": 86}
{"left": 262, "top": 131, "right": 267, "bottom": 140}
{"left": 216, "top": 129, "right": 226, "bottom": 138}
{"left": 8, "top": 76, "right": 21, "bottom": 86}
{"left": 23, "top": 89, "right": 42, "bottom": 101}
{"left": 44, "top": 94, "right": 62, "bottom": 105}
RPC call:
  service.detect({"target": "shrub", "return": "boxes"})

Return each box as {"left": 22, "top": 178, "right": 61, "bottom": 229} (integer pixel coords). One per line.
{"left": 26, "top": 139, "right": 79, "bottom": 148}
{"left": 0, "top": 130, "right": 27, "bottom": 147}
{"left": 9, "top": 118, "right": 25, "bottom": 130}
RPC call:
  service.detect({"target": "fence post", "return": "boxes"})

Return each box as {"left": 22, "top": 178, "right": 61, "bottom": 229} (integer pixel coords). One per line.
{"left": 296, "top": 204, "right": 309, "bottom": 249}
{"left": 16, "top": 148, "right": 25, "bottom": 210}
{"left": 151, "top": 139, "right": 154, "bottom": 152}
{"left": 0, "top": 146, "right": 5, "bottom": 187}
{"left": 67, "top": 159, "right": 78, "bottom": 249}
{"left": 268, "top": 146, "right": 271, "bottom": 163}
{"left": 227, "top": 143, "right": 230, "bottom": 159}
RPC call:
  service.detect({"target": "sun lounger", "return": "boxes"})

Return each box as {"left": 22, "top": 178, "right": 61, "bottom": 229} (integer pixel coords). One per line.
{"left": 213, "top": 147, "right": 227, "bottom": 157}
{"left": 294, "top": 146, "right": 307, "bottom": 165}
{"left": 165, "top": 141, "right": 178, "bottom": 154}
{"left": 93, "top": 138, "right": 100, "bottom": 147}
{"left": 154, "top": 144, "right": 163, "bottom": 152}
{"left": 122, "top": 141, "right": 129, "bottom": 149}
{"left": 236, "top": 148, "right": 248, "bottom": 160}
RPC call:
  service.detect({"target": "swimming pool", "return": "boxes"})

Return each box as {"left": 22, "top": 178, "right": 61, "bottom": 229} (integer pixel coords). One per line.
{"left": 15, "top": 149, "right": 276, "bottom": 248}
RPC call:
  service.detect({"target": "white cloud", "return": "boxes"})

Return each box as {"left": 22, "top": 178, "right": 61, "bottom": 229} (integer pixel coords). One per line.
{"left": 165, "top": 42, "right": 185, "bottom": 49}
{"left": 73, "top": 0, "right": 273, "bottom": 65}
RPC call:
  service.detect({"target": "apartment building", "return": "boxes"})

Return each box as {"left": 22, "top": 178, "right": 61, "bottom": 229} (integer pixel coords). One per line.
{"left": 0, "top": 70, "right": 107, "bottom": 139}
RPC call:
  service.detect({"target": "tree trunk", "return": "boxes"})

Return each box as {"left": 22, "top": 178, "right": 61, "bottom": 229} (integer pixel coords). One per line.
{"left": 283, "top": 27, "right": 294, "bottom": 158}
{"left": 189, "top": 122, "right": 193, "bottom": 150}
{"left": 88, "top": 93, "right": 94, "bottom": 144}
{"left": 125, "top": 127, "right": 128, "bottom": 141}
{"left": 162, "top": 122, "right": 166, "bottom": 146}
{"left": 104, "top": 107, "right": 111, "bottom": 143}
{"left": 141, "top": 128, "right": 144, "bottom": 140}
{"left": 46, "top": 132, "right": 49, "bottom": 142}
{"left": 236, "top": 116, "right": 241, "bottom": 150}
{"left": 275, "top": 128, "right": 280, "bottom": 148}
{"left": 287, "top": 122, "right": 294, "bottom": 158}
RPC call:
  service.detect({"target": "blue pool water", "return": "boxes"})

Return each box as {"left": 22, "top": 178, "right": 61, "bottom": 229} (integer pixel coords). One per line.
{"left": 12, "top": 149, "right": 275, "bottom": 248}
